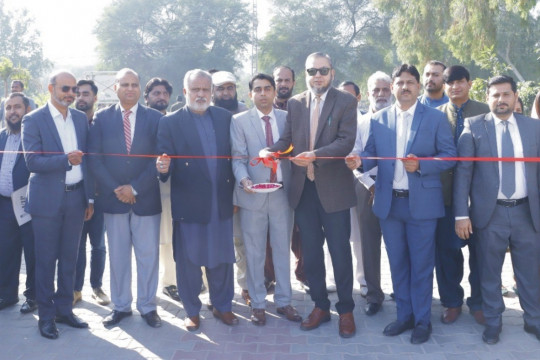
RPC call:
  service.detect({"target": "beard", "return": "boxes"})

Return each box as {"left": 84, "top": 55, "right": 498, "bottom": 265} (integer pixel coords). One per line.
{"left": 276, "top": 87, "right": 293, "bottom": 100}
{"left": 76, "top": 101, "right": 92, "bottom": 112}
{"left": 187, "top": 97, "right": 210, "bottom": 113}
{"left": 214, "top": 93, "right": 239, "bottom": 111}
{"left": 149, "top": 101, "right": 169, "bottom": 112}
{"left": 373, "top": 98, "right": 391, "bottom": 111}
{"left": 7, "top": 117, "right": 22, "bottom": 132}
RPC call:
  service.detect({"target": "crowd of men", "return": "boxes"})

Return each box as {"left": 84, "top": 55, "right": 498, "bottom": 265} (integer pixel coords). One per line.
{"left": 1, "top": 52, "right": 540, "bottom": 347}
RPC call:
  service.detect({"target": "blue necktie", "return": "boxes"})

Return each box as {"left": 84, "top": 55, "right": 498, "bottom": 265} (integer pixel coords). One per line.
{"left": 501, "top": 121, "right": 515, "bottom": 199}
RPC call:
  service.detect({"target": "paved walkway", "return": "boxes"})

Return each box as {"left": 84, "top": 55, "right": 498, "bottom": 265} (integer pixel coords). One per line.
{"left": 1, "top": 243, "right": 538, "bottom": 360}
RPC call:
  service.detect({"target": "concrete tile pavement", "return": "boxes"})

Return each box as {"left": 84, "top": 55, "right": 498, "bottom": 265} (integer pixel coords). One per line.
{"left": 1, "top": 243, "right": 538, "bottom": 360}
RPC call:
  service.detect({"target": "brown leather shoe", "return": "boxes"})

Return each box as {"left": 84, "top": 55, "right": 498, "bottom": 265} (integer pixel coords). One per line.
{"left": 241, "top": 289, "right": 251, "bottom": 307}
{"left": 185, "top": 315, "right": 200, "bottom": 332}
{"left": 212, "top": 308, "right": 239, "bottom": 326}
{"left": 338, "top": 312, "right": 356, "bottom": 338}
{"left": 472, "top": 309, "right": 485, "bottom": 325}
{"left": 441, "top": 306, "right": 462, "bottom": 324}
{"left": 277, "top": 305, "right": 302, "bottom": 322}
{"left": 251, "top": 308, "right": 266, "bottom": 326}
{"left": 300, "top": 307, "right": 330, "bottom": 331}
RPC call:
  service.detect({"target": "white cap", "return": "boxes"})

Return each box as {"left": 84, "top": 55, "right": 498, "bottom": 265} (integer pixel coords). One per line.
{"left": 212, "top": 71, "right": 237, "bottom": 86}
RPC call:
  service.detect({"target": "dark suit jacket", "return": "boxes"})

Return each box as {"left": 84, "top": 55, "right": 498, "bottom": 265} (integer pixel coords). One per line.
{"left": 21, "top": 104, "right": 93, "bottom": 216}
{"left": 453, "top": 112, "right": 540, "bottom": 231}
{"left": 362, "top": 102, "right": 456, "bottom": 220}
{"left": 268, "top": 87, "right": 357, "bottom": 213}
{"left": 437, "top": 99, "right": 489, "bottom": 206}
{"left": 157, "top": 106, "right": 234, "bottom": 223}
{"left": 88, "top": 103, "right": 162, "bottom": 216}
{"left": 0, "top": 129, "right": 29, "bottom": 192}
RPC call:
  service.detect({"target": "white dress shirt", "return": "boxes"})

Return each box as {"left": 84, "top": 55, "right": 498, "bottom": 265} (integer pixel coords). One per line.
{"left": 256, "top": 108, "right": 282, "bottom": 182}
{"left": 120, "top": 103, "right": 138, "bottom": 142}
{"left": 352, "top": 109, "right": 377, "bottom": 189}
{"left": 0, "top": 132, "right": 21, "bottom": 196}
{"left": 48, "top": 101, "right": 83, "bottom": 185}
{"left": 393, "top": 101, "right": 418, "bottom": 190}
{"left": 494, "top": 114, "right": 527, "bottom": 199}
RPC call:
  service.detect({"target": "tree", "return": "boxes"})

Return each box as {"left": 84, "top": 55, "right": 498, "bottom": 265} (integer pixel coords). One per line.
{"left": 95, "top": 0, "right": 251, "bottom": 88}
{"left": 258, "top": 0, "right": 395, "bottom": 92}
{"left": 0, "top": 57, "right": 31, "bottom": 97}
{"left": 373, "top": 0, "right": 540, "bottom": 81}
{"left": 0, "top": 0, "right": 51, "bottom": 94}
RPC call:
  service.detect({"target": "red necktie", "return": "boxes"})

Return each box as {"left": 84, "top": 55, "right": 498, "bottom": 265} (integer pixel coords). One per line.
{"left": 262, "top": 115, "right": 277, "bottom": 183}
{"left": 123, "top": 110, "right": 132, "bottom": 153}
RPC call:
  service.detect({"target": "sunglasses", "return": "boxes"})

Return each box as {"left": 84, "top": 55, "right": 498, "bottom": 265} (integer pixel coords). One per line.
{"left": 59, "top": 86, "right": 79, "bottom": 93}
{"left": 306, "top": 67, "right": 331, "bottom": 76}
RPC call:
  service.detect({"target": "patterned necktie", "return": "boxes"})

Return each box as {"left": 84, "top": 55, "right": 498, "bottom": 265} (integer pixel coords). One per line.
{"left": 307, "top": 95, "right": 321, "bottom": 181}
{"left": 262, "top": 115, "right": 277, "bottom": 183}
{"left": 123, "top": 110, "right": 132, "bottom": 153}
{"left": 453, "top": 103, "right": 466, "bottom": 144}
{"left": 501, "top": 121, "right": 515, "bottom": 198}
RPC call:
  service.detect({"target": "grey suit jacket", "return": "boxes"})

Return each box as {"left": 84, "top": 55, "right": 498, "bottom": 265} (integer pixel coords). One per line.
{"left": 268, "top": 87, "right": 357, "bottom": 213}
{"left": 231, "top": 107, "right": 291, "bottom": 211}
{"left": 454, "top": 112, "right": 540, "bottom": 231}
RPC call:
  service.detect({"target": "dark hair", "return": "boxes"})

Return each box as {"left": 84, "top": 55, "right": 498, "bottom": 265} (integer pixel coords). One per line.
{"left": 443, "top": 65, "right": 470, "bottom": 83}
{"left": 392, "top": 64, "right": 420, "bottom": 83}
{"left": 426, "top": 60, "right": 447, "bottom": 71}
{"left": 7, "top": 92, "right": 30, "bottom": 108}
{"left": 273, "top": 66, "right": 295, "bottom": 81}
{"left": 516, "top": 97, "right": 524, "bottom": 113}
{"left": 248, "top": 73, "right": 276, "bottom": 91}
{"left": 144, "top": 77, "right": 173, "bottom": 99}
{"left": 11, "top": 80, "right": 24, "bottom": 89}
{"left": 486, "top": 75, "right": 517, "bottom": 93}
{"left": 338, "top": 81, "right": 360, "bottom": 96}
{"left": 77, "top": 79, "right": 98, "bottom": 95}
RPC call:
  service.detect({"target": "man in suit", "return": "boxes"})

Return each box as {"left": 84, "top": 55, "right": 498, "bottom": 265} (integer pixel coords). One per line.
{"left": 345, "top": 71, "right": 393, "bottom": 316}
{"left": 260, "top": 52, "right": 358, "bottom": 338}
{"left": 435, "top": 66, "right": 489, "bottom": 325}
{"left": 0, "top": 92, "right": 36, "bottom": 314}
{"left": 358, "top": 64, "right": 456, "bottom": 344}
{"left": 454, "top": 75, "right": 540, "bottom": 344}
{"left": 73, "top": 79, "right": 110, "bottom": 307}
{"left": 0, "top": 80, "right": 37, "bottom": 127}
{"left": 156, "top": 69, "right": 238, "bottom": 332}
{"left": 231, "top": 73, "right": 301, "bottom": 326}
{"left": 88, "top": 68, "right": 162, "bottom": 329}
{"left": 22, "top": 71, "right": 94, "bottom": 339}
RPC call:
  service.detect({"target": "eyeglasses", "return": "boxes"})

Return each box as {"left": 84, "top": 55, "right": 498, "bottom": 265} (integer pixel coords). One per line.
{"left": 59, "top": 86, "right": 79, "bottom": 93}
{"left": 306, "top": 67, "right": 331, "bottom": 76}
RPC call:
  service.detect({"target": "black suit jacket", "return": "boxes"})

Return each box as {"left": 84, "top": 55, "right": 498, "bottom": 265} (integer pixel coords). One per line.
{"left": 0, "top": 129, "right": 29, "bottom": 192}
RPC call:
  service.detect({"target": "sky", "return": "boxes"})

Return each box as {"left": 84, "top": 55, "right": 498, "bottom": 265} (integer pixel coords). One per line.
{"left": 4, "top": 0, "right": 271, "bottom": 69}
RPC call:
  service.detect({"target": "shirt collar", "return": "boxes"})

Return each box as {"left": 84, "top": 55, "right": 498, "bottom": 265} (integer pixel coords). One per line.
{"left": 256, "top": 108, "right": 275, "bottom": 121}
{"left": 48, "top": 100, "right": 71, "bottom": 120}
{"left": 310, "top": 89, "right": 329, "bottom": 103}
{"left": 396, "top": 100, "right": 418, "bottom": 118}
{"left": 120, "top": 103, "right": 138, "bottom": 115}
{"left": 493, "top": 113, "right": 516, "bottom": 127}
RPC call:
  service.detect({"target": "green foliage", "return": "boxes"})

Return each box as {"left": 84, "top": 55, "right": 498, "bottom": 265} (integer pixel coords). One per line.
{"left": 0, "top": 0, "right": 51, "bottom": 94}
{"left": 0, "top": 57, "right": 31, "bottom": 97}
{"left": 517, "top": 81, "right": 540, "bottom": 115}
{"left": 259, "top": 0, "right": 395, "bottom": 92}
{"left": 95, "top": 0, "right": 251, "bottom": 90}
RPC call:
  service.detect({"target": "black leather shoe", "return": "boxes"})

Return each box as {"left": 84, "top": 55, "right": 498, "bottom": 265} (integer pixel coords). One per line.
{"left": 163, "top": 285, "right": 181, "bottom": 302}
{"left": 0, "top": 297, "right": 18, "bottom": 310}
{"left": 482, "top": 325, "right": 502, "bottom": 345}
{"left": 365, "top": 302, "right": 381, "bottom": 316}
{"left": 20, "top": 299, "right": 38, "bottom": 314}
{"left": 524, "top": 323, "right": 540, "bottom": 341}
{"left": 55, "top": 313, "right": 88, "bottom": 328}
{"left": 411, "top": 323, "right": 432, "bottom": 344}
{"left": 383, "top": 319, "right": 415, "bottom": 336}
{"left": 103, "top": 310, "right": 133, "bottom": 328}
{"left": 142, "top": 310, "right": 162, "bottom": 328}
{"left": 38, "top": 320, "right": 59, "bottom": 340}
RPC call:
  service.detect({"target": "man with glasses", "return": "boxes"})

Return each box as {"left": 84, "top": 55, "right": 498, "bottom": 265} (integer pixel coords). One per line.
{"left": 259, "top": 52, "right": 358, "bottom": 338}
{"left": 22, "top": 71, "right": 94, "bottom": 339}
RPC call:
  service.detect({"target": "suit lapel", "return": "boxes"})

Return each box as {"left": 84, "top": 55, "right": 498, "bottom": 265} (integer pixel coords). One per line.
{"left": 405, "top": 103, "right": 423, "bottom": 154}
{"left": 388, "top": 106, "right": 397, "bottom": 158}
{"left": 484, "top": 113, "right": 498, "bottom": 158}
{"left": 131, "top": 105, "right": 145, "bottom": 153}
{"left": 314, "top": 88, "right": 336, "bottom": 146}
{"left": 249, "top": 108, "right": 266, "bottom": 148}
{"left": 114, "top": 105, "right": 129, "bottom": 153}
{"left": 44, "top": 104, "right": 64, "bottom": 151}
{"left": 515, "top": 114, "right": 531, "bottom": 157}
{"left": 70, "top": 109, "right": 84, "bottom": 150}
{"left": 0, "top": 132, "right": 6, "bottom": 164}
{"left": 183, "top": 109, "right": 210, "bottom": 180}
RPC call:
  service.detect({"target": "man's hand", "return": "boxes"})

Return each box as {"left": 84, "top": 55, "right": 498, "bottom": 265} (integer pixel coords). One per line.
{"left": 67, "top": 150, "right": 84, "bottom": 166}
{"left": 455, "top": 218, "right": 473, "bottom": 240}
{"left": 345, "top": 154, "right": 361, "bottom": 170}
{"left": 403, "top": 154, "right": 419, "bottom": 172}
{"left": 84, "top": 203, "right": 94, "bottom": 221}
{"left": 291, "top": 151, "right": 315, "bottom": 167}
{"left": 258, "top": 149, "right": 276, "bottom": 168}
{"left": 156, "top": 153, "right": 170, "bottom": 174}
{"left": 114, "top": 185, "right": 136, "bottom": 204}
{"left": 241, "top": 178, "right": 255, "bottom": 193}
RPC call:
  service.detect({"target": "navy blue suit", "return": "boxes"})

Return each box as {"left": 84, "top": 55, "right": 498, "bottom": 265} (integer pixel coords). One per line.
{"left": 0, "top": 129, "right": 35, "bottom": 303}
{"left": 21, "top": 104, "right": 92, "bottom": 321}
{"left": 362, "top": 102, "right": 456, "bottom": 325}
